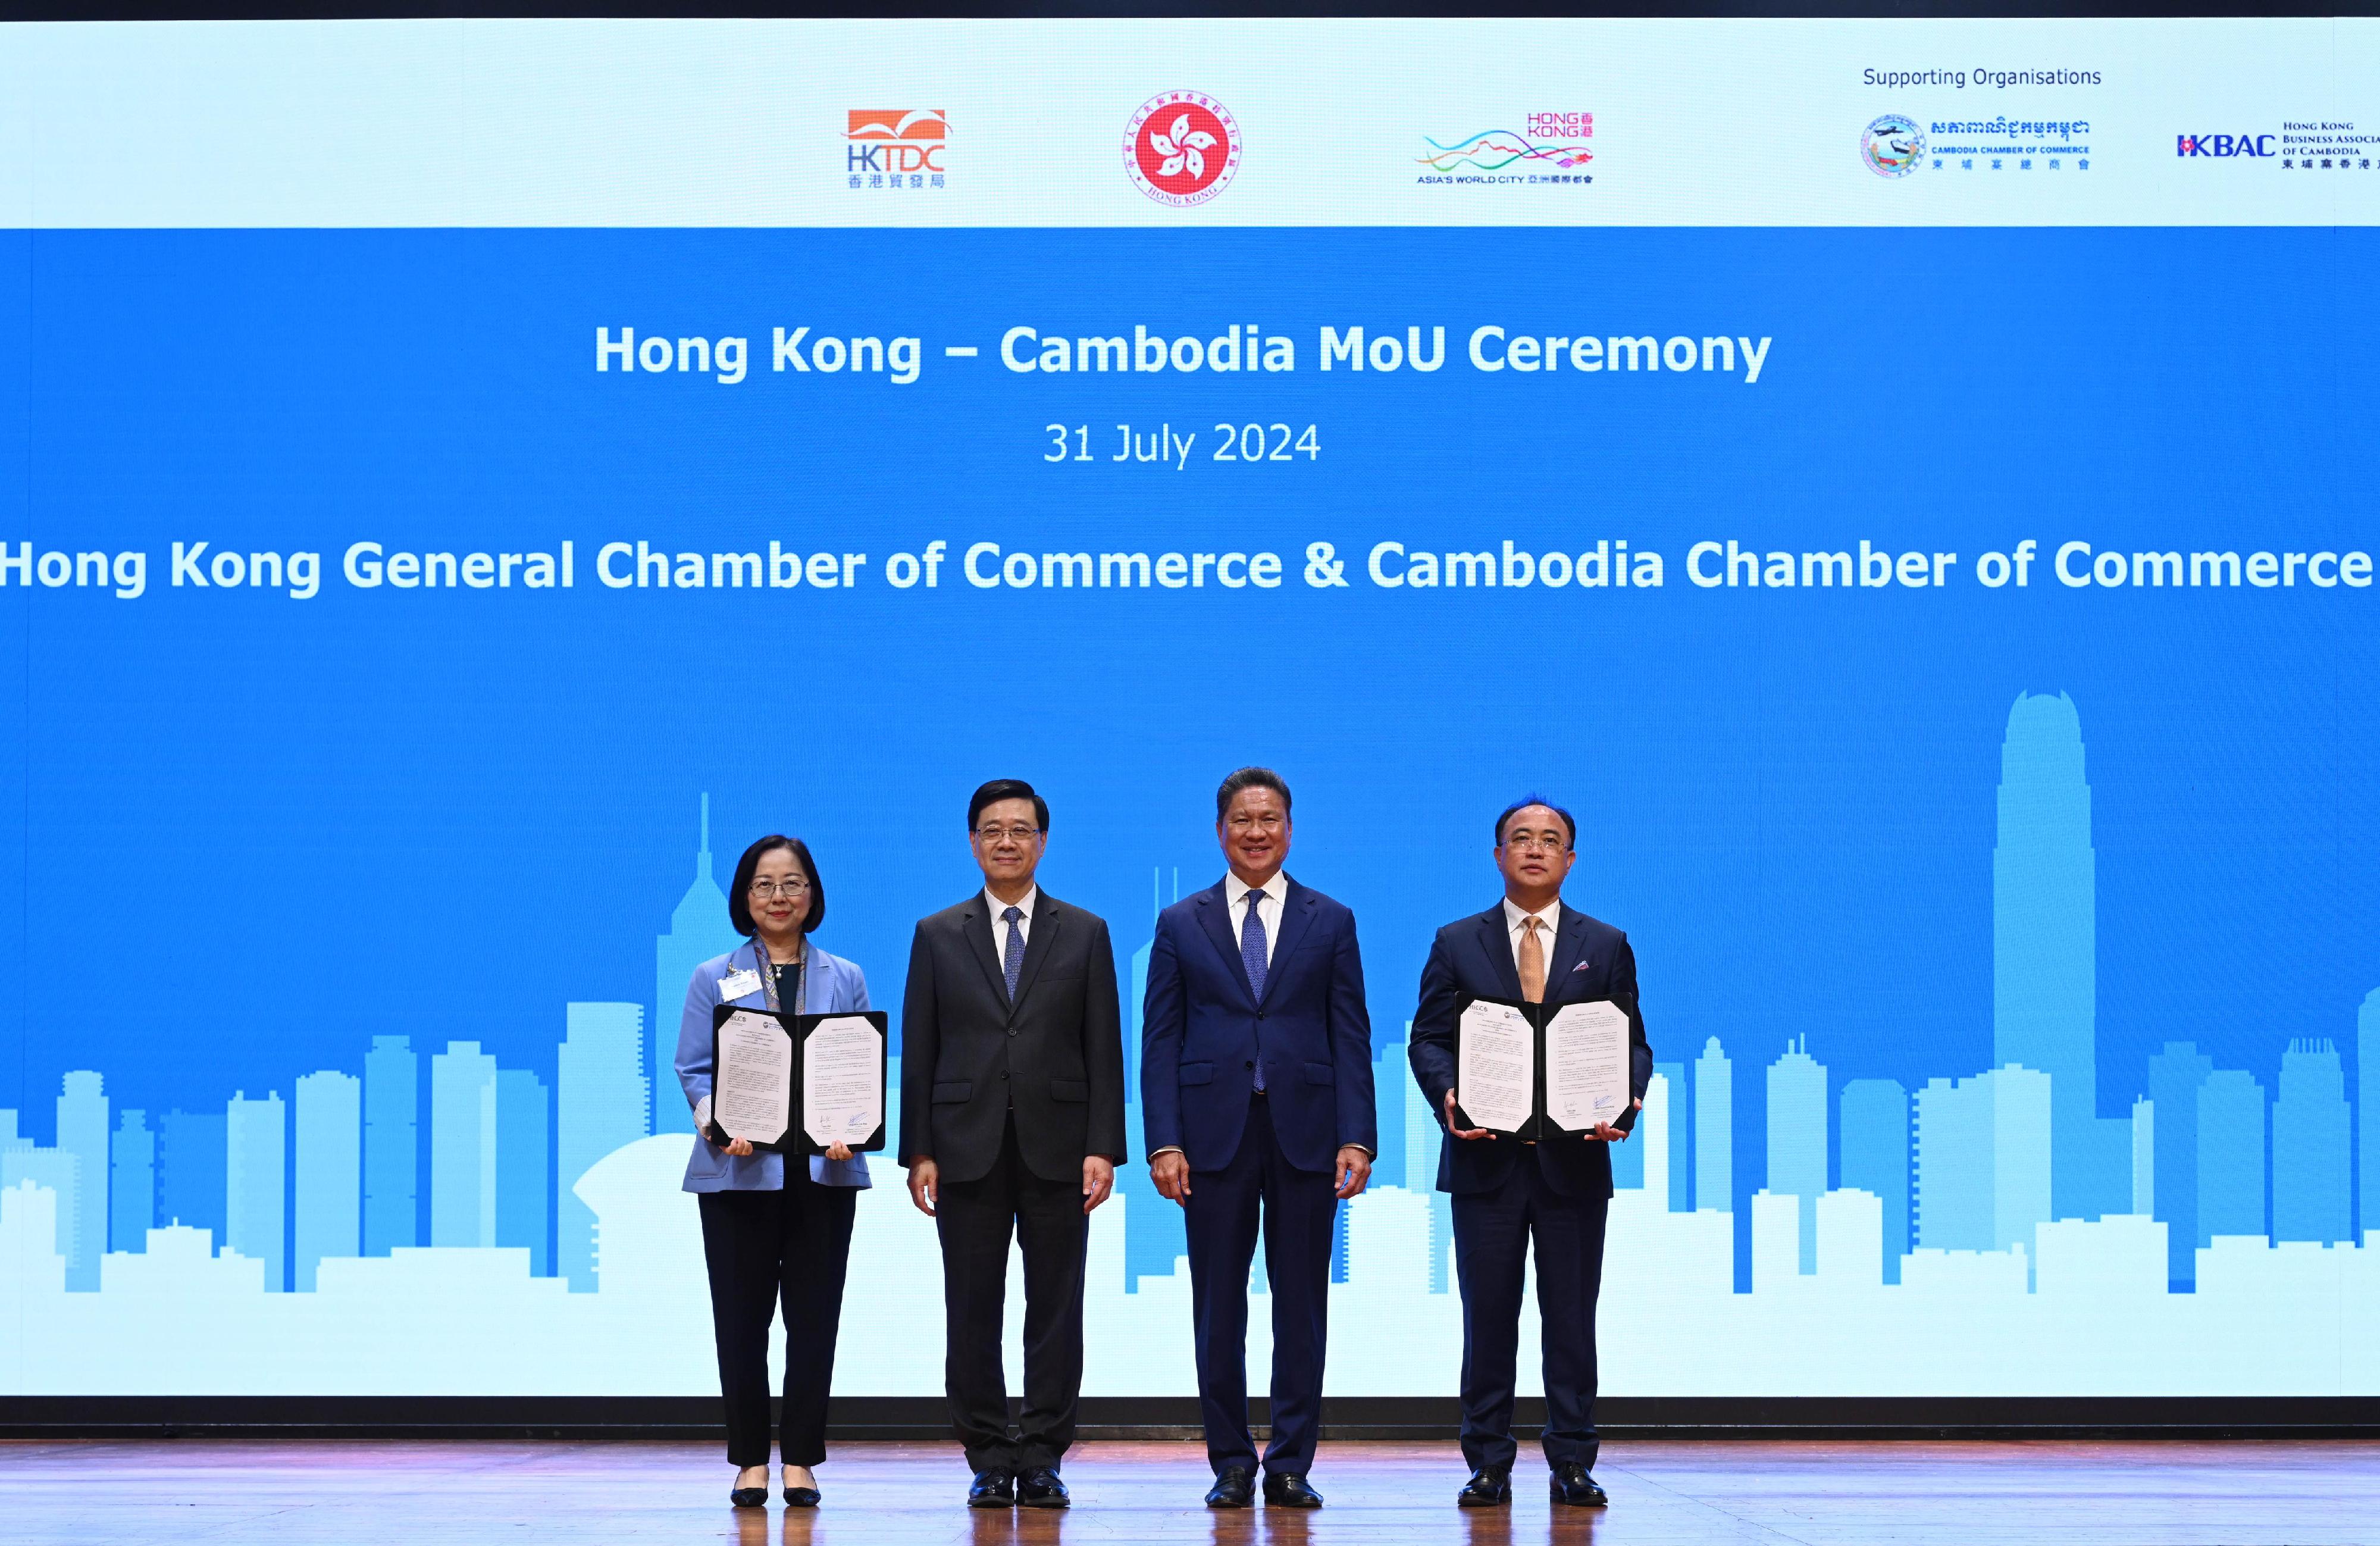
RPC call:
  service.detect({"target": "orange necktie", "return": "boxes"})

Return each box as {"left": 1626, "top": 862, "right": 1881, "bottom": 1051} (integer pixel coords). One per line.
{"left": 1519, "top": 916, "right": 1547, "bottom": 1003}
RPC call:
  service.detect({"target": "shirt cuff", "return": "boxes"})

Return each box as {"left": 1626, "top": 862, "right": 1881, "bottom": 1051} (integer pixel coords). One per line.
{"left": 1150, "top": 1146, "right": 1185, "bottom": 1159}
{"left": 1344, "top": 1144, "right": 1376, "bottom": 1157}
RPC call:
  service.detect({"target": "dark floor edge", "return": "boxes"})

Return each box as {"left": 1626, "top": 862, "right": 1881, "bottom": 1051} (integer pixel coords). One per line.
{"left": 8, "top": 1396, "right": 2380, "bottom": 1441}
{"left": 14, "top": 1424, "right": 2380, "bottom": 1442}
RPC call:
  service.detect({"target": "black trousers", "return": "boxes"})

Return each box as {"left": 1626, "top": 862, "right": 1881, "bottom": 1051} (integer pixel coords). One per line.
{"left": 1182, "top": 1094, "right": 1337, "bottom": 1478}
{"left": 934, "top": 1117, "right": 1089, "bottom": 1473}
{"left": 696, "top": 1171, "right": 858, "bottom": 1467}
{"left": 1451, "top": 1153, "right": 1610, "bottom": 1474}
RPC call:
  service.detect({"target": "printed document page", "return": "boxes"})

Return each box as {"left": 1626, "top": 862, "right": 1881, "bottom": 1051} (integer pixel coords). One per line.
{"left": 803, "top": 1015, "right": 885, "bottom": 1148}
{"left": 1458, "top": 999, "right": 1537, "bottom": 1133}
{"left": 1544, "top": 1001, "right": 1630, "bottom": 1131}
{"left": 715, "top": 1009, "right": 794, "bottom": 1144}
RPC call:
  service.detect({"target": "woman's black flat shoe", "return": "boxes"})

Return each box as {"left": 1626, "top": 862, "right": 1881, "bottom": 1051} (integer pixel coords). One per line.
{"left": 784, "top": 1486, "right": 821, "bottom": 1508}
{"left": 729, "top": 1486, "right": 769, "bottom": 1509}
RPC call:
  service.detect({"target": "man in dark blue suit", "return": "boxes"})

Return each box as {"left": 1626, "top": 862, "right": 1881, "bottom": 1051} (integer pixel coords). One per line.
{"left": 1141, "top": 767, "right": 1376, "bottom": 1510}
{"left": 1408, "top": 797, "right": 1652, "bottom": 1511}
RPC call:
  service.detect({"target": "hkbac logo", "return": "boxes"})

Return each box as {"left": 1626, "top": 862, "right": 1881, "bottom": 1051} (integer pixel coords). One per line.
{"left": 2177, "top": 133, "right": 2276, "bottom": 158}
{"left": 1124, "top": 92, "right": 1239, "bottom": 206}
{"left": 1862, "top": 114, "right": 1925, "bottom": 177}
{"left": 847, "top": 109, "right": 945, "bottom": 189}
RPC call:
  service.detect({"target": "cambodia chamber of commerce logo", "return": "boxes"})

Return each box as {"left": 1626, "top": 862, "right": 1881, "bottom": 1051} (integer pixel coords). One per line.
{"left": 1922, "top": 115, "right": 2091, "bottom": 174}
{"left": 1123, "top": 92, "right": 1239, "bottom": 205}
{"left": 1417, "top": 112, "right": 1595, "bottom": 186}
{"left": 846, "top": 109, "right": 945, "bottom": 190}
{"left": 1861, "top": 113, "right": 1925, "bottom": 177}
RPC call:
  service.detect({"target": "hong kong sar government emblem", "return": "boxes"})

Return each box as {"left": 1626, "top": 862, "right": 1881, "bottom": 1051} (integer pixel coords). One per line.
{"left": 1124, "top": 92, "right": 1241, "bottom": 206}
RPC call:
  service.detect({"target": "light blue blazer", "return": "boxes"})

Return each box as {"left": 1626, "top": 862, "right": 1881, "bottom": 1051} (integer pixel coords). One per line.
{"left": 677, "top": 938, "right": 873, "bottom": 1191}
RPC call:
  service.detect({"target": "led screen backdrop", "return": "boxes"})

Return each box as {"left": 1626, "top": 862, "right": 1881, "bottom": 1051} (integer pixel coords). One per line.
{"left": 1, "top": 18, "right": 2376, "bottom": 1396}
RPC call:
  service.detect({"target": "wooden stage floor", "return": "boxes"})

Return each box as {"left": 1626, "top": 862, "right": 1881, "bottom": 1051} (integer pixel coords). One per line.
{"left": 7, "top": 1437, "right": 2379, "bottom": 1545}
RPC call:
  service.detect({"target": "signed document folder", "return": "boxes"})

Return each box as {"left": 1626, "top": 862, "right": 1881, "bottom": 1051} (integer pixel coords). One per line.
{"left": 1453, "top": 993, "right": 1640, "bottom": 1141}
{"left": 705, "top": 1004, "right": 889, "bottom": 1154}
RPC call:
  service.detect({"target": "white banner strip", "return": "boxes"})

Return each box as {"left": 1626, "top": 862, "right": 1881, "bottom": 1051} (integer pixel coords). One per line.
{"left": 0, "top": 17, "right": 2373, "bottom": 227}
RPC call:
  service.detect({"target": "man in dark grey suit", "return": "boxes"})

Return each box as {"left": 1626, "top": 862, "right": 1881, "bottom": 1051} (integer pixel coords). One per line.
{"left": 900, "top": 778, "right": 1128, "bottom": 1510}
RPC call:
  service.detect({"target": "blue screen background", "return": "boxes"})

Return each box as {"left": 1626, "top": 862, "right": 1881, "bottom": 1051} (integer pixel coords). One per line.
{"left": 2, "top": 226, "right": 2374, "bottom": 1394}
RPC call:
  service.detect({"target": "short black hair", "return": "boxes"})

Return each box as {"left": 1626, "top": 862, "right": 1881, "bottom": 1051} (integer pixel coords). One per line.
{"left": 1495, "top": 796, "right": 1576, "bottom": 850}
{"left": 967, "top": 778, "right": 1048, "bottom": 833}
{"left": 727, "top": 834, "right": 826, "bottom": 936}
{"left": 1216, "top": 766, "right": 1292, "bottom": 822}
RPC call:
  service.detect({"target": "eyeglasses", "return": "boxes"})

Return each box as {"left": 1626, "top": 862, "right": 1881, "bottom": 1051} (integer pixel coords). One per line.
{"left": 974, "top": 825, "right": 1043, "bottom": 843}
{"left": 1501, "top": 835, "right": 1571, "bottom": 855}
{"left": 748, "top": 878, "right": 812, "bottom": 899}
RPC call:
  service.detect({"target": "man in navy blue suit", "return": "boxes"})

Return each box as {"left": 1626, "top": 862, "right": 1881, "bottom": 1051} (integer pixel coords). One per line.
{"left": 1408, "top": 797, "right": 1652, "bottom": 1511}
{"left": 1141, "top": 767, "right": 1377, "bottom": 1510}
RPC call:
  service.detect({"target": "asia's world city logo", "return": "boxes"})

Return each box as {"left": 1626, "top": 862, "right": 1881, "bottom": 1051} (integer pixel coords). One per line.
{"left": 1416, "top": 112, "right": 1594, "bottom": 186}
{"left": 847, "top": 109, "right": 946, "bottom": 190}
{"left": 1123, "top": 92, "right": 1239, "bottom": 206}
{"left": 1862, "top": 113, "right": 1925, "bottom": 177}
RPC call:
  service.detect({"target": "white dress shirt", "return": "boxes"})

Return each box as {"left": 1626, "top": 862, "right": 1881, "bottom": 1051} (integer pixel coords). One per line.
{"left": 1502, "top": 897, "right": 1563, "bottom": 975}
{"left": 985, "top": 885, "right": 1038, "bottom": 957}
{"left": 1224, "top": 871, "right": 1289, "bottom": 966}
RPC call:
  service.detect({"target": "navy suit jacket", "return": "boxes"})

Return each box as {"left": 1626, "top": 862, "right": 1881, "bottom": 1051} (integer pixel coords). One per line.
{"left": 1408, "top": 901, "right": 1654, "bottom": 1198}
{"left": 1140, "top": 877, "right": 1377, "bottom": 1175}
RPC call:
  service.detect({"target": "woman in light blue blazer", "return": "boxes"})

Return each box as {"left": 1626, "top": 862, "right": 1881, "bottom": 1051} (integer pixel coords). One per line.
{"left": 677, "top": 833, "right": 871, "bottom": 1511}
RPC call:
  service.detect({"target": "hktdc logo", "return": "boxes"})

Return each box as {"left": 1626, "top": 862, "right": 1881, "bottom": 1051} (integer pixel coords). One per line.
{"left": 847, "top": 109, "right": 947, "bottom": 186}
{"left": 1123, "top": 92, "right": 1240, "bottom": 206}
{"left": 2176, "top": 133, "right": 2276, "bottom": 158}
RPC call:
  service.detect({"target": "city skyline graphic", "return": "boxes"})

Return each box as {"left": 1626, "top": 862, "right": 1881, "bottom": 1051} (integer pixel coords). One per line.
{"left": 7, "top": 691, "right": 2380, "bottom": 1397}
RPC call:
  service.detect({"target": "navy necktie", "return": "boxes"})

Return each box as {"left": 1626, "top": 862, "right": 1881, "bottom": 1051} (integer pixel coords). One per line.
{"left": 1001, "top": 905, "right": 1025, "bottom": 1001}
{"left": 1241, "top": 890, "right": 1269, "bottom": 1091}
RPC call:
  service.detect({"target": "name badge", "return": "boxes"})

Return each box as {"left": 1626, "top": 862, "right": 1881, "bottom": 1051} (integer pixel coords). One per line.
{"left": 717, "top": 968, "right": 763, "bottom": 1002}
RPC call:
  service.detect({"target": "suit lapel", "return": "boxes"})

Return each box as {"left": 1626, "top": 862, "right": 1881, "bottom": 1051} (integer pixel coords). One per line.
{"left": 962, "top": 897, "right": 1009, "bottom": 1004}
{"left": 1192, "top": 884, "right": 1255, "bottom": 1010}
{"left": 1007, "top": 894, "right": 1063, "bottom": 1014}
{"left": 1474, "top": 905, "right": 1524, "bottom": 1001}
{"left": 1545, "top": 905, "right": 1591, "bottom": 996}
{"left": 1260, "top": 882, "right": 1319, "bottom": 1007}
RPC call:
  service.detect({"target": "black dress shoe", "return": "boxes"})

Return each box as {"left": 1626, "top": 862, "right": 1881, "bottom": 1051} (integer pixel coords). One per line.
{"left": 1017, "top": 1466, "right": 1069, "bottom": 1509}
{"left": 968, "top": 1469, "right": 1016, "bottom": 1508}
{"left": 783, "top": 1485, "right": 821, "bottom": 1508}
{"left": 1549, "top": 1462, "right": 1609, "bottom": 1507}
{"left": 729, "top": 1485, "right": 769, "bottom": 1509}
{"left": 1457, "top": 1467, "right": 1512, "bottom": 1507}
{"left": 1205, "top": 1465, "right": 1255, "bottom": 1508}
{"left": 1263, "top": 1472, "right": 1324, "bottom": 1509}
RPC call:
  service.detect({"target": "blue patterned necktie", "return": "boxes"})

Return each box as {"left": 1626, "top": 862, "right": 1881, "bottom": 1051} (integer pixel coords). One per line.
{"left": 1241, "top": 889, "right": 1269, "bottom": 1091}
{"left": 1001, "top": 905, "right": 1025, "bottom": 1001}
